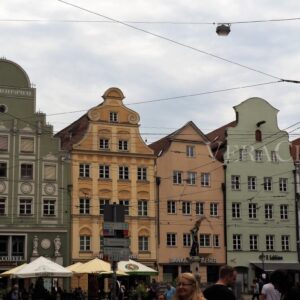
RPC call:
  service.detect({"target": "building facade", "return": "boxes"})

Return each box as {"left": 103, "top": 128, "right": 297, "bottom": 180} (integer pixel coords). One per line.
{"left": 208, "top": 97, "right": 299, "bottom": 291}
{"left": 150, "top": 121, "right": 225, "bottom": 283}
{"left": 0, "top": 59, "right": 71, "bottom": 287}
{"left": 56, "top": 87, "right": 156, "bottom": 289}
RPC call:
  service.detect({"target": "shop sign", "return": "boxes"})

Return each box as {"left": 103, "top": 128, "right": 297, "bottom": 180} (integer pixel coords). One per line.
{"left": 169, "top": 258, "right": 189, "bottom": 263}
{"left": 0, "top": 256, "right": 24, "bottom": 262}
{"left": 170, "top": 256, "right": 217, "bottom": 264}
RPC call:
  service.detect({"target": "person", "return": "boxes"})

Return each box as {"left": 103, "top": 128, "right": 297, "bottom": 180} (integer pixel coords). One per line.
{"left": 173, "top": 272, "right": 205, "bottom": 300}
{"left": 157, "top": 294, "right": 166, "bottom": 300}
{"left": 6, "top": 284, "right": 22, "bottom": 300}
{"left": 148, "top": 279, "right": 159, "bottom": 300}
{"left": 260, "top": 277, "right": 281, "bottom": 300}
{"left": 203, "top": 265, "right": 237, "bottom": 300}
{"left": 269, "top": 269, "right": 300, "bottom": 300}
{"left": 252, "top": 279, "right": 260, "bottom": 300}
{"left": 164, "top": 283, "right": 176, "bottom": 300}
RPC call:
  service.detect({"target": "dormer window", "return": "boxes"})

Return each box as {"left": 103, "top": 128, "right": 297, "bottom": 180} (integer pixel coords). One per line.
{"left": 255, "top": 130, "right": 262, "bottom": 142}
{"left": 110, "top": 112, "right": 118, "bottom": 123}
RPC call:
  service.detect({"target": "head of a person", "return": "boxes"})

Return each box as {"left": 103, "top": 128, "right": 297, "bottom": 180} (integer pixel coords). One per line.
{"left": 166, "top": 283, "right": 172, "bottom": 290}
{"left": 13, "top": 284, "right": 19, "bottom": 291}
{"left": 270, "top": 269, "right": 292, "bottom": 294}
{"left": 157, "top": 294, "right": 166, "bottom": 300}
{"left": 219, "top": 265, "right": 237, "bottom": 287}
{"left": 175, "top": 272, "right": 199, "bottom": 300}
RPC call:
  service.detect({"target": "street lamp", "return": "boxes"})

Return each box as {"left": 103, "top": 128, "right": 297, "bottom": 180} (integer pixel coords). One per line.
{"left": 216, "top": 24, "right": 231, "bottom": 36}
{"left": 259, "top": 252, "right": 266, "bottom": 272}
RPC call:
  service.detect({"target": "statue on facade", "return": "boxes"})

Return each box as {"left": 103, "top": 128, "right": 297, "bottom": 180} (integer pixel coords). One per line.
{"left": 32, "top": 236, "right": 39, "bottom": 256}
{"left": 54, "top": 235, "right": 61, "bottom": 257}
{"left": 189, "top": 216, "right": 205, "bottom": 257}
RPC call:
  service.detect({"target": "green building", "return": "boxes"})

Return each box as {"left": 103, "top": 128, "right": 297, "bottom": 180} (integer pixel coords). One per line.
{"left": 208, "top": 97, "right": 299, "bottom": 291}
{"left": 0, "top": 58, "right": 71, "bottom": 288}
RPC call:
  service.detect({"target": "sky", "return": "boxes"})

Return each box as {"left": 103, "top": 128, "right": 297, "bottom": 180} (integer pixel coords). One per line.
{"left": 1, "top": 0, "right": 300, "bottom": 143}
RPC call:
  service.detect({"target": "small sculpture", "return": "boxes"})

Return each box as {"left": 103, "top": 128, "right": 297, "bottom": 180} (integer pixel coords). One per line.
{"left": 54, "top": 235, "right": 61, "bottom": 257}
{"left": 32, "top": 236, "right": 39, "bottom": 256}
{"left": 189, "top": 216, "right": 205, "bottom": 257}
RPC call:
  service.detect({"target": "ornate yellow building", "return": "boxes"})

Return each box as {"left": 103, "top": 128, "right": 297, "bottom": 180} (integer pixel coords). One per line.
{"left": 56, "top": 87, "right": 156, "bottom": 288}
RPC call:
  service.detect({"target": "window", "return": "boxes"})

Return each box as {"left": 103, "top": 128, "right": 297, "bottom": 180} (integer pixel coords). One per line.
{"left": 248, "top": 176, "right": 256, "bottom": 191}
{"left": 187, "top": 172, "right": 196, "bottom": 185}
{"left": 99, "top": 138, "right": 109, "bottom": 150}
{"left": 19, "top": 198, "right": 32, "bottom": 215}
{"left": 99, "top": 165, "right": 110, "bottom": 179}
{"left": 231, "top": 175, "right": 240, "bottom": 190}
{"left": 138, "top": 236, "right": 149, "bottom": 251}
{"left": 173, "top": 171, "right": 183, "bottom": 184}
{"left": 186, "top": 145, "right": 195, "bottom": 157}
{"left": 248, "top": 203, "right": 257, "bottom": 219}
{"left": 265, "top": 204, "right": 273, "bottom": 219}
{"left": 279, "top": 178, "right": 288, "bottom": 192}
{"left": 182, "top": 201, "right": 191, "bottom": 215}
{"left": 0, "top": 162, "right": 7, "bottom": 178}
{"left": 12, "top": 236, "right": 25, "bottom": 256}
{"left": 0, "top": 135, "right": 8, "bottom": 151}
{"left": 167, "top": 201, "right": 176, "bottom": 214}
{"left": 200, "top": 234, "right": 211, "bottom": 247}
{"left": 118, "top": 140, "right": 128, "bottom": 151}
{"left": 210, "top": 203, "right": 218, "bottom": 217}
{"left": 138, "top": 200, "right": 148, "bottom": 216}
{"left": 119, "top": 200, "right": 129, "bottom": 215}
{"left": 44, "top": 164, "right": 56, "bottom": 180}
{"left": 271, "top": 151, "right": 278, "bottom": 163}
{"left": 99, "top": 199, "right": 110, "bottom": 215}
{"left": 264, "top": 177, "right": 272, "bottom": 191}
{"left": 239, "top": 148, "right": 247, "bottom": 161}
{"left": 233, "top": 234, "right": 242, "bottom": 250}
{"left": 255, "top": 130, "right": 262, "bottom": 142}
{"left": 213, "top": 235, "right": 220, "bottom": 247}
{"left": 0, "top": 236, "right": 8, "bottom": 256}
{"left": 281, "top": 235, "right": 290, "bottom": 251}
{"left": 137, "top": 167, "right": 147, "bottom": 181}
{"left": 80, "top": 236, "right": 91, "bottom": 251}
{"left": 79, "top": 164, "right": 90, "bottom": 178}
{"left": 280, "top": 204, "right": 288, "bottom": 220}
{"left": 266, "top": 235, "right": 274, "bottom": 251}
{"left": 119, "top": 166, "right": 129, "bottom": 180}
{"left": 79, "top": 197, "right": 90, "bottom": 215}
{"left": 0, "top": 197, "right": 6, "bottom": 215}
{"left": 183, "top": 233, "right": 191, "bottom": 247}
{"left": 201, "top": 173, "right": 210, "bottom": 187}
{"left": 232, "top": 203, "right": 241, "bottom": 218}
{"left": 249, "top": 235, "right": 258, "bottom": 251}
{"left": 167, "top": 233, "right": 176, "bottom": 246}
{"left": 20, "top": 136, "right": 34, "bottom": 153}
{"left": 196, "top": 202, "right": 204, "bottom": 215}
{"left": 109, "top": 112, "right": 118, "bottom": 123}
{"left": 21, "top": 163, "right": 33, "bottom": 180}
{"left": 43, "top": 199, "right": 56, "bottom": 216}
{"left": 255, "top": 150, "right": 263, "bottom": 162}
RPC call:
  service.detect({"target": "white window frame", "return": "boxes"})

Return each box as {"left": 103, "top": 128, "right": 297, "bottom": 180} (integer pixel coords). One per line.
{"left": 80, "top": 235, "right": 91, "bottom": 251}
{"left": 264, "top": 177, "right": 272, "bottom": 191}
{"left": 279, "top": 178, "right": 288, "bottom": 192}
{"left": 233, "top": 234, "right": 242, "bottom": 250}
{"left": 271, "top": 151, "right": 278, "bottom": 163}
{"left": 182, "top": 201, "right": 191, "bottom": 215}
{"left": 183, "top": 233, "right": 191, "bottom": 247}
{"left": 201, "top": 173, "right": 210, "bottom": 187}
{"left": 186, "top": 145, "right": 195, "bottom": 157}
{"left": 138, "top": 236, "right": 149, "bottom": 251}
{"left": 280, "top": 204, "right": 288, "bottom": 220}
{"left": 281, "top": 235, "right": 290, "bottom": 251}
{"left": 19, "top": 198, "right": 33, "bottom": 216}
{"left": 167, "top": 233, "right": 177, "bottom": 247}
{"left": 99, "top": 165, "right": 110, "bottom": 179}
{"left": 20, "top": 162, "right": 34, "bottom": 180}
{"left": 99, "top": 138, "right": 110, "bottom": 150}
{"left": 119, "top": 166, "right": 129, "bottom": 180}
{"left": 79, "top": 197, "right": 90, "bottom": 215}
{"left": 200, "top": 234, "right": 211, "bottom": 247}
{"left": 266, "top": 235, "right": 274, "bottom": 251}
{"left": 196, "top": 202, "right": 204, "bottom": 215}
{"left": 248, "top": 176, "right": 256, "bottom": 191}
{"left": 99, "top": 198, "right": 110, "bottom": 215}
{"left": 119, "top": 200, "right": 129, "bottom": 215}
{"left": 173, "top": 171, "right": 183, "bottom": 184}
{"left": 137, "top": 167, "right": 147, "bottom": 181}
{"left": 248, "top": 203, "right": 257, "bottom": 219}
{"left": 167, "top": 200, "right": 176, "bottom": 214}
{"left": 249, "top": 234, "right": 258, "bottom": 251}
{"left": 265, "top": 204, "right": 273, "bottom": 219}
{"left": 213, "top": 234, "right": 220, "bottom": 247}
{"left": 232, "top": 203, "right": 241, "bottom": 218}
{"left": 210, "top": 203, "right": 218, "bottom": 217}
{"left": 231, "top": 175, "right": 240, "bottom": 190}
{"left": 138, "top": 200, "right": 148, "bottom": 216}
{"left": 239, "top": 148, "right": 247, "bottom": 161}
{"left": 0, "top": 161, "right": 7, "bottom": 178}
{"left": 43, "top": 198, "right": 56, "bottom": 216}
{"left": 79, "top": 163, "right": 90, "bottom": 178}
{"left": 255, "top": 150, "right": 263, "bottom": 162}
{"left": 109, "top": 112, "right": 118, "bottom": 123}
{"left": 0, "top": 197, "right": 6, "bottom": 215}
{"left": 118, "top": 140, "right": 129, "bottom": 151}
{"left": 187, "top": 172, "right": 196, "bottom": 185}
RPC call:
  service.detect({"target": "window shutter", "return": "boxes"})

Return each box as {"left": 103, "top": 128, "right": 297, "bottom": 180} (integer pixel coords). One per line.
{"left": 44, "top": 165, "right": 56, "bottom": 180}
{"left": 0, "top": 136, "right": 8, "bottom": 151}
{"left": 21, "top": 137, "right": 34, "bottom": 152}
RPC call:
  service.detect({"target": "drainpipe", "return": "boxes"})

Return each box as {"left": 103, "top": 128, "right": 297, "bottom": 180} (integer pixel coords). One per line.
{"left": 156, "top": 177, "right": 161, "bottom": 245}
{"left": 222, "top": 165, "right": 227, "bottom": 264}
{"left": 293, "top": 169, "right": 300, "bottom": 262}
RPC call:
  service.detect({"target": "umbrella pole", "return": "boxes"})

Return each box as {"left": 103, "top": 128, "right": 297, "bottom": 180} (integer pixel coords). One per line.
{"left": 111, "top": 261, "right": 117, "bottom": 300}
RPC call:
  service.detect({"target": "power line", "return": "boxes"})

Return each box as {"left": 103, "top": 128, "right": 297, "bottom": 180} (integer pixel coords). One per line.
{"left": 56, "top": 0, "right": 283, "bottom": 81}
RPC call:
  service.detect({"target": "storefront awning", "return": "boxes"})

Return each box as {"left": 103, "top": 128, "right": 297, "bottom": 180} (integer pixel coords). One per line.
{"left": 251, "top": 262, "right": 300, "bottom": 272}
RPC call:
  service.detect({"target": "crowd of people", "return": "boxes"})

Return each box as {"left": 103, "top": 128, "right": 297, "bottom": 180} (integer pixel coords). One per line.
{"left": 3, "top": 266, "right": 300, "bottom": 300}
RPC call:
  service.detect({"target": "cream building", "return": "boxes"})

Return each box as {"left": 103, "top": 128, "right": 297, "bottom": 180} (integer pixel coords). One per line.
{"left": 150, "top": 121, "right": 225, "bottom": 283}
{"left": 56, "top": 87, "right": 156, "bottom": 290}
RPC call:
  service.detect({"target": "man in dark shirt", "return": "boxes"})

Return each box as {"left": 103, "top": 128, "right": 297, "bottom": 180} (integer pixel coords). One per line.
{"left": 203, "top": 265, "right": 237, "bottom": 300}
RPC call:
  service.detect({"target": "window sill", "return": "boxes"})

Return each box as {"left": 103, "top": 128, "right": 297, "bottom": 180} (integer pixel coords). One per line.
{"left": 79, "top": 250, "right": 93, "bottom": 253}
{"left": 137, "top": 180, "right": 149, "bottom": 183}
{"left": 78, "top": 177, "right": 92, "bottom": 180}
{"left": 118, "top": 179, "right": 130, "bottom": 182}
{"left": 98, "top": 178, "right": 112, "bottom": 182}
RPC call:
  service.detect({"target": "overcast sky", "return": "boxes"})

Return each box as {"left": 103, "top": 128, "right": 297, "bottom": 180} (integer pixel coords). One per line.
{"left": 1, "top": 0, "right": 300, "bottom": 143}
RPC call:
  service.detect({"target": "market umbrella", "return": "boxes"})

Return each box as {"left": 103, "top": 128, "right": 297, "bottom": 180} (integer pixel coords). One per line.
{"left": 117, "top": 259, "right": 158, "bottom": 275}
{"left": 75, "top": 258, "right": 111, "bottom": 274}
{"left": 66, "top": 262, "right": 83, "bottom": 272}
{"left": 14, "top": 256, "right": 72, "bottom": 278}
{"left": 0, "top": 263, "right": 27, "bottom": 277}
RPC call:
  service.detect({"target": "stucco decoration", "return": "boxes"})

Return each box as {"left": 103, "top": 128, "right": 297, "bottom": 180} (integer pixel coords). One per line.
{"left": 102, "top": 87, "right": 125, "bottom": 101}
{"left": 20, "top": 182, "right": 33, "bottom": 194}
{"left": 0, "top": 121, "right": 9, "bottom": 131}
{"left": 128, "top": 113, "right": 140, "bottom": 124}
{"left": 32, "top": 236, "right": 39, "bottom": 257}
{"left": 54, "top": 235, "right": 62, "bottom": 257}
{"left": 0, "top": 181, "right": 6, "bottom": 193}
{"left": 41, "top": 238, "right": 51, "bottom": 250}
{"left": 88, "top": 109, "right": 100, "bottom": 121}
{"left": 44, "top": 183, "right": 56, "bottom": 195}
